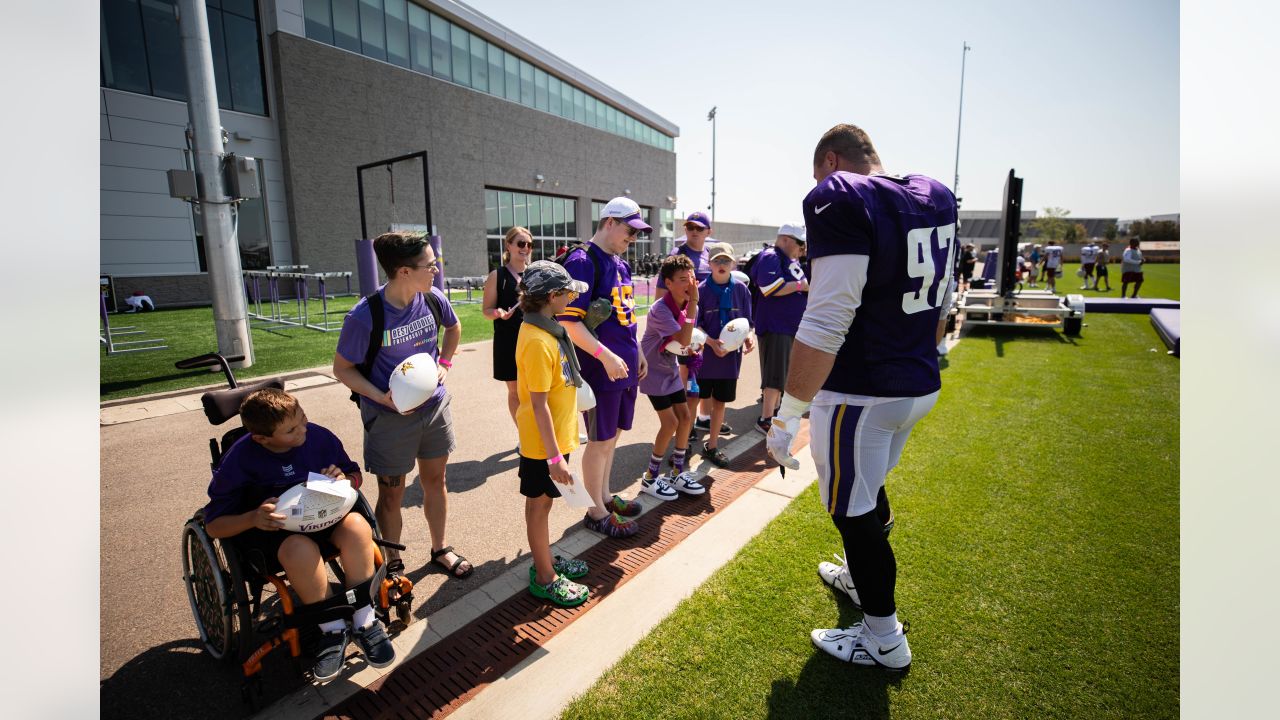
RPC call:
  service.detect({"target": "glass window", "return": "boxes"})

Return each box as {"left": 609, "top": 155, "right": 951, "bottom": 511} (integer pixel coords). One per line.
{"left": 519, "top": 59, "right": 533, "bottom": 106}
{"left": 660, "top": 208, "right": 675, "bottom": 239}
{"left": 223, "top": 10, "right": 266, "bottom": 114}
{"left": 565, "top": 199, "right": 576, "bottom": 239}
{"left": 485, "top": 189, "right": 499, "bottom": 236}
{"left": 429, "top": 13, "right": 450, "bottom": 79}
{"left": 302, "top": 0, "right": 333, "bottom": 44}
{"left": 553, "top": 196, "right": 565, "bottom": 237}
{"left": 487, "top": 43, "right": 503, "bottom": 97}
{"left": 504, "top": 52, "right": 519, "bottom": 101}
{"left": 527, "top": 195, "right": 541, "bottom": 237}
{"left": 140, "top": 0, "right": 184, "bottom": 101}
{"left": 586, "top": 95, "right": 597, "bottom": 128}
{"left": 534, "top": 68, "right": 548, "bottom": 112}
{"left": 385, "top": 0, "right": 409, "bottom": 68}
{"left": 514, "top": 193, "right": 528, "bottom": 229}
{"left": 606, "top": 105, "right": 617, "bottom": 134}
{"left": 358, "top": 0, "right": 385, "bottom": 61}
{"left": 408, "top": 3, "right": 429, "bottom": 74}
{"left": 102, "top": 0, "right": 151, "bottom": 95}
{"left": 332, "top": 0, "right": 360, "bottom": 53}
{"left": 450, "top": 23, "right": 469, "bottom": 86}
{"left": 221, "top": 0, "right": 255, "bottom": 17}
{"left": 573, "top": 87, "right": 585, "bottom": 123}
{"left": 591, "top": 201, "right": 602, "bottom": 233}
{"left": 206, "top": 6, "right": 232, "bottom": 110}
{"left": 469, "top": 34, "right": 487, "bottom": 92}
{"left": 237, "top": 160, "right": 271, "bottom": 270}
{"left": 548, "top": 75, "right": 561, "bottom": 116}
{"left": 540, "top": 196, "right": 553, "bottom": 238}
{"left": 498, "top": 190, "right": 513, "bottom": 230}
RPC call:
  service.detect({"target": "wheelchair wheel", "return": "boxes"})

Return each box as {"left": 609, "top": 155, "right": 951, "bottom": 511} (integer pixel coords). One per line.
{"left": 182, "top": 520, "right": 235, "bottom": 660}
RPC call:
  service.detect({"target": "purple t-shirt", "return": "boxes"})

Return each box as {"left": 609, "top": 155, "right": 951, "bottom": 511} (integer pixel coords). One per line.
{"left": 696, "top": 277, "right": 753, "bottom": 380}
{"left": 803, "top": 171, "right": 958, "bottom": 397}
{"left": 556, "top": 243, "right": 639, "bottom": 393}
{"left": 204, "top": 424, "right": 359, "bottom": 523}
{"left": 655, "top": 241, "right": 711, "bottom": 290}
{"left": 750, "top": 247, "right": 808, "bottom": 335}
{"left": 639, "top": 294, "right": 688, "bottom": 397}
{"left": 336, "top": 286, "right": 459, "bottom": 414}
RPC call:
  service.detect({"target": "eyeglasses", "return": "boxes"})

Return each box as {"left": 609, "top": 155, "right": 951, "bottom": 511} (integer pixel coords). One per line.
{"left": 684, "top": 224, "right": 708, "bottom": 232}
{"left": 410, "top": 262, "right": 438, "bottom": 273}
{"left": 553, "top": 288, "right": 579, "bottom": 298}
{"left": 513, "top": 240, "right": 532, "bottom": 249}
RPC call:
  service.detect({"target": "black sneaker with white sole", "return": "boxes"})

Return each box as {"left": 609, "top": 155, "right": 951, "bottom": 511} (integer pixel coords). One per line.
{"left": 693, "top": 417, "right": 733, "bottom": 434}
{"left": 754, "top": 417, "right": 772, "bottom": 435}
{"left": 312, "top": 630, "right": 349, "bottom": 683}
{"left": 352, "top": 621, "right": 396, "bottom": 669}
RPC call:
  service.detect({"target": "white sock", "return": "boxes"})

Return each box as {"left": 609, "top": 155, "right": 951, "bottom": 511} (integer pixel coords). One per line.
{"left": 863, "top": 612, "right": 900, "bottom": 640}
{"left": 697, "top": 414, "right": 710, "bottom": 422}
{"left": 353, "top": 604, "right": 375, "bottom": 630}
{"left": 319, "top": 618, "right": 346, "bottom": 635}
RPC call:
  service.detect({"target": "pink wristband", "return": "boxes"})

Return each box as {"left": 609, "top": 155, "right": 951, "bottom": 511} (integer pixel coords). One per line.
{"left": 547, "top": 454, "right": 563, "bottom": 465}
{"left": 592, "top": 345, "right": 604, "bottom": 358}
{"left": 438, "top": 358, "right": 453, "bottom": 369}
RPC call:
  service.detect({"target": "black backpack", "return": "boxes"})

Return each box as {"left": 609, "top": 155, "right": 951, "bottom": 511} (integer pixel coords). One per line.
{"left": 552, "top": 241, "right": 607, "bottom": 298}
{"left": 740, "top": 246, "right": 771, "bottom": 313}
{"left": 349, "top": 290, "right": 444, "bottom": 405}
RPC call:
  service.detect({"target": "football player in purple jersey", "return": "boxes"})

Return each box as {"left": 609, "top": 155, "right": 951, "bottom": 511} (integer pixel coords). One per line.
{"left": 767, "top": 124, "right": 958, "bottom": 671}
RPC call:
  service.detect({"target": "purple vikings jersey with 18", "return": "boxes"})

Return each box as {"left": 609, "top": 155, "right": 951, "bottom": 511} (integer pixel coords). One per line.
{"left": 803, "top": 172, "right": 958, "bottom": 397}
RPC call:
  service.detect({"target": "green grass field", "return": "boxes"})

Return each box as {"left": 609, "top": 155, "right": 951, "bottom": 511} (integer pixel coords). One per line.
{"left": 100, "top": 291, "right": 652, "bottom": 401}
{"left": 562, "top": 312, "right": 1179, "bottom": 720}
{"left": 1026, "top": 262, "right": 1179, "bottom": 301}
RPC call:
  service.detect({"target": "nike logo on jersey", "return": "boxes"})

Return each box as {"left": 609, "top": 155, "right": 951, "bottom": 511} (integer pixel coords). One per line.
{"left": 815, "top": 203, "right": 832, "bottom": 214}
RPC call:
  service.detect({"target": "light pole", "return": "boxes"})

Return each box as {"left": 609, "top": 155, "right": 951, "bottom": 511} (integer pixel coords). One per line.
{"left": 707, "top": 106, "right": 717, "bottom": 218}
{"left": 953, "top": 41, "right": 971, "bottom": 204}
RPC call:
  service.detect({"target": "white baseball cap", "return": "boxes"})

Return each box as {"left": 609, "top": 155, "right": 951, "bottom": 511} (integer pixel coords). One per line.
{"left": 778, "top": 222, "right": 806, "bottom": 243}
{"left": 601, "top": 197, "right": 652, "bottom": 232}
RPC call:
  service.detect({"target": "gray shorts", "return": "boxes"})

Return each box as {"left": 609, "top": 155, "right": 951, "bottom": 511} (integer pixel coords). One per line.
{"left": 360, "top": 392, "right": 456, "bottom": 477}
{"left": 758, "top": 332, "right": 794, "bottom": 390}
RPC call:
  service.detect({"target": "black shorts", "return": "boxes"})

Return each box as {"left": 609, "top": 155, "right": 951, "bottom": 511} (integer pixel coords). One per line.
{"left": 646, "top": 389, "right": 688, "bottom": 411}
{"left": 758, "top": 332, "right": 794, "bottom": 390}
{"left": 698, "top": 377, "right": 737, "bottom": 403}
{"left": 228, "top": 522, "right": 345, "bottom": 571}
{"left": 1096, "top": 263, "right": 1109, "bottom": 276}
{"left": 519, "top": 453, "right": 570, "bottom": 499}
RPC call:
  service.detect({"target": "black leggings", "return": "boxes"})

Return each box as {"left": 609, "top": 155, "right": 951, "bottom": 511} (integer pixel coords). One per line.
{"left": 831, "top": 487, "right": 897, "bottom": 617}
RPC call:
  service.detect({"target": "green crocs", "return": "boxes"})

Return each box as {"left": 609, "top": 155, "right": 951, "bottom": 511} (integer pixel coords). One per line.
{"left": 529, "top": 575, "right": 590, "bottom": 607}
{"left": 529, "top": 555, "right": 589, "bottom": 582}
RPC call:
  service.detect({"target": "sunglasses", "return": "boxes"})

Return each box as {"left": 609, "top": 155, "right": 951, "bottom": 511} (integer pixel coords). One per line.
{"left": 512, "top": 239, "right": 532, "bottom": 249}
{"left": 553, "top": 288, "right": 579, "bottom": 298}
{"left": 684, "top": 224, "right": 708, "bottom": 232}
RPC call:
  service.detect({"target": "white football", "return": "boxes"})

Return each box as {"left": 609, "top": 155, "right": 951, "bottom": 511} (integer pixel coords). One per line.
{"left": 388, "top": 352, "right": 438, "bottom": 412}
{"left": 663, "top": 326, "right": 708, "bottom": 357}
{"left": 719, "top": 318, "right": 751, "bottom": 352}
{"left": 577, "top": 381, "right": 596, "bottom": 411}
{"left": 275, "top": 477, "right": 358, "bottom": 533}
{"left": 731, "top": 270, "right": 750, "bottom": 285}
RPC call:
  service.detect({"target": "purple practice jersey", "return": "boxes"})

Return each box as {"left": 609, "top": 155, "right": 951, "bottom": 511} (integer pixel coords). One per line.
{"left": 557, "top": 243, "right": 639, "bottom": 392}
{"left": 638, "top": 294, "right": 686, "bottom": 397}
{"left": 204, "top": 423, "right": 359, "bottom": 522}
{"left": 695, "top": 276, "right": 753, "bottom": 380}
{"left": 750, "top": 246, "right": 808, "bottom": 335}
{"left": 803, "top": 171, "right": 958, "bottom": 398}
{"left": 336, "top": 286, "right": 459, "bottom": 413}
{"left": 655, "top": 241, "right": 711, "bottom": 290}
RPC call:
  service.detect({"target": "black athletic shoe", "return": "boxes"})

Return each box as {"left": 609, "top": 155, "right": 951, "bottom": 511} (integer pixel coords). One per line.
{"left": 312, "top": 630, "right": 349, "bottom": 683}
{"left": 352, "top": 621, "right": 396, "bottom": 669}
{"left": 694, "top": 417, "right": 733, "bottom": 434}
{"left": 755, "top": 417, "right": 772, "bottom": 435}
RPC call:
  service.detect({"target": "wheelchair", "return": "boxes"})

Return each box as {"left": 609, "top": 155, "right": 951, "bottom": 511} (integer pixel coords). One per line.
{"left": 176, "top": 353, "right": 414, "bottom": 700}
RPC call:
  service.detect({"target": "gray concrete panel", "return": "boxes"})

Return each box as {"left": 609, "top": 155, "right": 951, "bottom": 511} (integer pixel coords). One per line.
{"left": 101, "top": 140, "right": 188, "bottom": 171}
{"left": 101, "top": 165, "right": 173, "bottom": 195}
{"left": 102, "top": 238, "right": 199, "bottom": 265}
{"left": 101, "top": 214, "right": 195, "bottom": 242}
{"left": 107, "top": 115, "right": 189, "bottom": 148}
{"left": 104, "top": 90, "right": 191, "bottom": 126}
{"left": 101, "top": 190, "right": 194, "bottom": 219}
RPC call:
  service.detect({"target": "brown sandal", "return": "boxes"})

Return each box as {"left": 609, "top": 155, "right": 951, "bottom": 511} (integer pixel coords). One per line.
{"left": 431, "top": 546, "right": 474, "bottom": 578}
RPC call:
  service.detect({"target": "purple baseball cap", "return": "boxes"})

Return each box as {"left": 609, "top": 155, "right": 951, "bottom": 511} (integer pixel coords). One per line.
{"left": 601, "top": 197, "right": 652, "bottom": 232}
{"left": 685, "top": 211, "right": 711, "bottom": 229}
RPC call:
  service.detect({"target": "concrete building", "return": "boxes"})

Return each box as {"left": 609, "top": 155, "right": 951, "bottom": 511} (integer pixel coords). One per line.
{"left": 101, "top": 0, "right": 678, "bottom": 307}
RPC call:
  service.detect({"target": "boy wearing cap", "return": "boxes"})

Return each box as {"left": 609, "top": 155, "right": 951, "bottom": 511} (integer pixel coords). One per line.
{"left": 750, "top": 222, "right": 809, "bottom": 435}
{"left": 637, "top": 254, "right": 707, "bottom": 500}
{"left": 514, "top": 261, "right": 593, "bottom": 606}
{"left": 696, "top": 243, "right": 755, "bottom": 467}
{"left": 557, "top": 197, "right": 650, "bottom": 538}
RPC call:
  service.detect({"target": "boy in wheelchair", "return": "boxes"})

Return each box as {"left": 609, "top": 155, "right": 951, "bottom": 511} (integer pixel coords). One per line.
{"left": 203, "top": 387, "right": 396, "bottom": 682}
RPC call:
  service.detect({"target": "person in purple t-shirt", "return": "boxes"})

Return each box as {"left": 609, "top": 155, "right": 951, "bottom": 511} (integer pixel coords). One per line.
{"left": 203, "top": 388, "right": 395, "bottom": 681}
{"left": 333, "top": 231, "right": 473, "bottom": 579}
{"left": 696, "top": 243, "right": 755, "bottom": 467}
{"left": 767, "top": 123, "right": 958, "bottom": 672}
{"left": 558, "top": 197, "right": 650, "bottom": 538}
{"left": 750, "top": 222, "right": 809, "bottom": 435}
{"left": 637, "top": 254, "right": 708, "bottom": 501}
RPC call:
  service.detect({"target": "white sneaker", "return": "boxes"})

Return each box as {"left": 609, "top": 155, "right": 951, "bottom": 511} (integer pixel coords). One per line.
{"left": 579, "top": 432, "right": 589, "bottom": 444}
{"left": 639, "top": 471, "right": 678, "bottom": 501}
{"left": 817, "top": 553, "right": 861, "bottom": 608}
{"left": 668, "top": 470, "right": 707, "bottom": 495}
{"left": 810, "top": 622, "right": 911, "bottom": 670}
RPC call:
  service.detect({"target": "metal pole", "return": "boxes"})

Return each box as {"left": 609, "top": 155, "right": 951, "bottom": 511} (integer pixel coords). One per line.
{"left": 176, "top": 0, "right": 254, "bottom": 367}
{"left": 953, "top": 42, "right": 971, "bottom": 201}
{"left": 707, "top": 106, "right": 717, "bottom": 218}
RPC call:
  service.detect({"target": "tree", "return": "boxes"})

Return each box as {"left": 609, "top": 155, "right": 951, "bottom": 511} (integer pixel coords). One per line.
{"left": 1127, "top": 219, "right": 1180, "bottom": 243}
{"left": 1030, "top": 207, "right": 1072, "bottom": 244}
{"left": 1104, "top": 222, "right": 1118, "bottom": 242}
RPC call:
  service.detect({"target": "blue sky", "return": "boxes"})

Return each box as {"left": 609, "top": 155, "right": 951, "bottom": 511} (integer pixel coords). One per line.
{"left": 472, "top": 0, "right": 1179, "bottom": 224}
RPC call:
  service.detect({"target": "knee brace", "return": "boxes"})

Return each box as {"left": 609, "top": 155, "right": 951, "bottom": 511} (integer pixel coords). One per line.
{"left": 831, "top": 510, "right": 897, "bottom": 617}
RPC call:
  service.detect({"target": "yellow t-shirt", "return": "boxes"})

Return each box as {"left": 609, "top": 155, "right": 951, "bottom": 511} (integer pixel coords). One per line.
{"left": 515, "top": 322, "right": 580, "bottom": 459}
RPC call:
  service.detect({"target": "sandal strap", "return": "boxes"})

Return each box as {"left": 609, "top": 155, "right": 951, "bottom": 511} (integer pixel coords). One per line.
{"left": 430, "top": 545, "right": 455, "bottom": 560}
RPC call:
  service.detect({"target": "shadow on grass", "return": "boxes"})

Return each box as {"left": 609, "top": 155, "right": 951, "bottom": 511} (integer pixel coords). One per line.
{"left": 765, "top": 600, "right": 905, "bottom": 720}
{"left": 963, "top": 324, "right": 1076, "bottom": 357}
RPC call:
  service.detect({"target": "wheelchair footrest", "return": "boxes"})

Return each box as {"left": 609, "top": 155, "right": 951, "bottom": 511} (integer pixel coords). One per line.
{"left": 283, "top": 588, "right": 361, "bottom": 629}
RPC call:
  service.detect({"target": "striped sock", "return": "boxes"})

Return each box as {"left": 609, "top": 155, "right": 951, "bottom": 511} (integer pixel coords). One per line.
{"left": 671, "top": 447, "right": 687, "bottom": 473}
{"left": 647, "top": 452, "right": 663, "bottom": 477}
